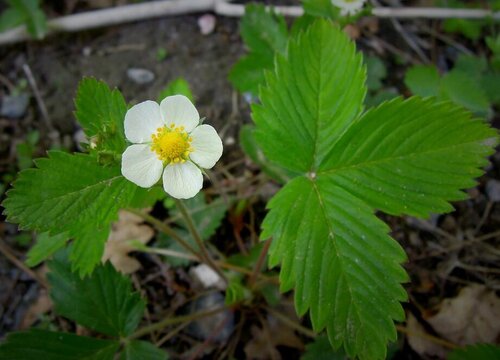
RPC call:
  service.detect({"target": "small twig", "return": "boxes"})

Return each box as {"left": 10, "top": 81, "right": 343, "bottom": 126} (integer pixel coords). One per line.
{"left": 248, "top": 238, "right": 272, "bottom": 288}
{"left": 22, "top": 64, "right": 54, "bottom": 132}
{"left": 129, "top": 307, "right": 226, "bottom": 340}
{"left": 126, "top": 207, "right": 201, "bottom": 258}
{"left": 395, "top": 324, "right": 458, "bottom": 349}
{"left": 265, "top": 306, "right": 316, "bottom": 338}
{"left": 1, "top": 0, "right": 499, "bottom": 45}
{"left": 0, "top": 239, "right": 49, "bottom": 288}
{"left": 174, "top": 198, "right": 228, "bottom": 284}
{"left": 474, "top": 201, "right": 493, "bottom": 235}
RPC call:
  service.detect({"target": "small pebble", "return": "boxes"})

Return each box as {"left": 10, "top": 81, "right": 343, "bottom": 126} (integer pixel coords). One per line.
{"left": 186, "top": 292, "right": 234, "bottom": 342}
{"left": 486, "top": 179, "right": 500, "bottom": 202}
{"left": 0, "top": 94, "right": 29, "bottom": 118}
{"left": 198, "top": 14, "right": 216, "bottom": 35}
{"left": 190, "top": 264, "right": 226, "bottom": 290}
{"left": 127, "top": 68, "right": 155, "bottom": 85}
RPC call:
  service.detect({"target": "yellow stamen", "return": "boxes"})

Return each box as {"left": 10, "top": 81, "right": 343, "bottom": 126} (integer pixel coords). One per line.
{"left": 151, "top": 125, "right": 193, "bottom": 164}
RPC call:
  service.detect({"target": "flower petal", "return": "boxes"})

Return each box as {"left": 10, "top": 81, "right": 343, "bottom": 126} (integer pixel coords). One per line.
{"left": 124, "top": 100, "right": 164, "bottom": 143}
{"left": 121, "top": 144, "right": 163, "bottom": 187}
{"left": 189, "top": 125, "right": 223, "bottom": 169}
{"left": 160, "top": 95, "right": 199, "bottom": 132}
{"left": 162, "top": 161, "right": 203, "bottom": 199}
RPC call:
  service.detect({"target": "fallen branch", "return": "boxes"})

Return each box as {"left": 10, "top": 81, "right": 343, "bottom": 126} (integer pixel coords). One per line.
{"left": 0, "top": 0, "right": 499, "bottom": 46}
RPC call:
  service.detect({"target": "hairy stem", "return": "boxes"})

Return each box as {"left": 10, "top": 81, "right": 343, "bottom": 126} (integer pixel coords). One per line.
{"left": 174, "top": 198, "right": 228, "bottom": 283}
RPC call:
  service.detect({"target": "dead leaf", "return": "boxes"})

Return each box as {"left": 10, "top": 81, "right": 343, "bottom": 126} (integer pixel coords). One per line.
{"left": 406, "top": 313, "right": 447, "bottom": 358}
{"left": 20, "top": 289, "right": 52, "bottom": 329}
{"left": 244, "top": 312, "right": 304, "bottom": 360}
{"left": 102, "top": 210, "right": 154, "bottom": 274}
{"left": 427, "top": 284, "right": 500, "bottom": 345}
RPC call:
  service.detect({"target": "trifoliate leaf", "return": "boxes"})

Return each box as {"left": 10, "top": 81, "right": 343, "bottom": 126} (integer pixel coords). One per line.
{"left": 120, "top": 340, "right": 168, "bottom": 360}
{"left": 253, "top": 19, "right": 498, "bottom": 360}
{"left": 48, "top": 252, "right": 145, "bottom": 337}
{"left": 319, "top": 97, "right": 497, "bottom": 218}
{"left": 404, "top": 65, "right": 440, "bottom": 97}
{"left": 75, "top": 77, "right": 128, "bottom": 154}
{"left": 2, "top": 151, "right": 136, "bottom": 275}
{"left": 158, "top": 78, "right": 194, "bottom": 103}
{"left": 8, "top": 0, "right": 47, "bottom": 39}
{"left": 253, "top": 19, "right": 366, "bottom": 173}
{"left": 229, "top": 4, "right": 288, "bottom": 96}
{"left": 448, "top": 344, "right": 500, "bottom": 360}
{"left": 440, "top": 71, "right": 490, "bottom": 116}
{"left": 26, "top": 231, "right": 68, "bottom": 267}
{"left": 0, "top": 329, "right": 119, "bottom": 360}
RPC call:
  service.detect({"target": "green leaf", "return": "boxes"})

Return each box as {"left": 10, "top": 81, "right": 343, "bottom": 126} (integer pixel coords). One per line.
{"left": 443, "top": 18, "right": 483, "bottom": 41}
{"left": 262, "top": 177, "right": 407, "bottom": 360}
{"left": 253, "top": 20, "right": 366, "bottom": 173}
{"left": 157, "top": 78, "right": 194, "bottom": 103}
{"left": 2, "top": 151, "right": 136, "bottom": 275}
{"left": 75, "top": 77, "right": 128, "bottom": 154}
{"left": 229, "top": 4, "right": 288, "bottom": 96}
{"left": 320, "top": 97, "right": 497, "bottom": 217}
{"left": 120, "top": 340, "right": 168, "bottom": 360}
{"left": 365, "top": 55, "right": 387, "bottom": 91}
{"left": 0, "top": 7, "right": 24, "bottom": 32}
{"left": 448, "top": 344, "right": 500, "bottom": 360}
{"left": 302, "top": 336, "right": 347, "bottom": 360}
{"left": 404, "top": 65, "right": 440, "bottom": 97}
{"left": 440, "top": 71, "right": 490, "bottom": 115}
{"left": 254, "top": 19, "right": 498, "bottom": 359}
{"left": 302, "top": 0, "right": 340, "bottom": 19}
{"left": 8, "top": 0, "right": 47, "bottom": 39}
{"left": 240, "top": 125, "right": 296, "bottom": 183}
{"left": 224, "top": 277, "right": 248, "bottom": 305}
{"left": 26, "top": 231, "right": 68, "bottom": 267}
{"left": 48, "top": 252, "right": 145, "bottom": 337}
{"left": 0, "top": 329, "right": 119, "bottom": 360}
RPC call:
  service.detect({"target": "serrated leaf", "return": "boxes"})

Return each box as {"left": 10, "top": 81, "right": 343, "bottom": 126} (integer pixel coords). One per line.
{"left": 319, "top": 97, "right": 497, "bottom": 218}
{"left": 448, "top": 344, "right": 500, "bottom": 360}
{"left": 240, "top": 125, "right": 296, "bottom": 183}
{"left": 262, "top": 177, "right": 407, "bottom": 359}
{"left": 404, "top": 65, "right": 440, "bottom": 97}
{"left": 254, "top": 19, "right": 498, "bottom": 360}
{"left": 253, "top": 20, "right": 366, "bottom": 173}
{"left": 2, "top": 151, "right": 136, "bottom": 275}
{"left": 8, "top": 0, "right": 47, "bottom": 39}
{"left": 75, "top": 77, "right": 128, "bottom": 154}
{"left": 26, "top": 231, "right": 68, "bottom": 267}
{"left": 302, "top": 0, "right": 340, "bottom": 19}
{"left": 0, "top": 329, "right": 118, "bottom": 360}
{"left": 229, "top": 4, "right": 288, "bottom": 96}
{"left": 48, "top": 252, "right": 145, "bottom": 337}
{"left": 301, "top": 336, "right": 347, "bottom": 360}
{"left": 120, "top": 340, "right": 168, "bottom": 360}
{"left": 157, "top": 78, "right": 194, "bottom": 103}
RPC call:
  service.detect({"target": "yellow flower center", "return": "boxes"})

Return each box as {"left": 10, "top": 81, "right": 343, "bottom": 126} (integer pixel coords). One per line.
{"left": 151, "top": 125, "right": 193, "bottom": 164}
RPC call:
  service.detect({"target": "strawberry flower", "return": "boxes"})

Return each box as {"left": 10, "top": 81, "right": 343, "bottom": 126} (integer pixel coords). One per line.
{"left": 121, "top": 95, "right": 223, "bottom": 199}
{"left": 331, "top": 0, "right": 366, "bottom": 16}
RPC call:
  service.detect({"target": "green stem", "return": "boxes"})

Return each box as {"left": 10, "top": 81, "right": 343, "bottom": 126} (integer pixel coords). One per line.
{"left": 174, "top": 198, "right": 228, "bottom": 283}
{"left": 129, "top": 307, "right": 226, "bottom": 340}
{"left": 126, "top": 208, "right": 201, "bottom": 259}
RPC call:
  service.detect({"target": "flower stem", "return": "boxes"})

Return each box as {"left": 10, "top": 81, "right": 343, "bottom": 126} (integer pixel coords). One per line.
{"left": 128, "top": 307, "right": 226, "bottom": 340}
{"left": 126, "top": 208, "right": 201, "bottom": 259}
{"left": 264, "top": 306, "right": 316, "bottom": 338}
{"left": 174, "top": 198, "right": 228, "bottom": 284}
{"left": 248, "top": 238, "right": 272, "bottom": 288}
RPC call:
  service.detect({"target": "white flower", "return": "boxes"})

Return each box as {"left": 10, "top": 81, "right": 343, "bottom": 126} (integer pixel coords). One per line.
{"left": 121, "top": 95, "right": 223, "bottom": 199}
{"left": 331, "top": 0, "right": 366, "bottom": 16}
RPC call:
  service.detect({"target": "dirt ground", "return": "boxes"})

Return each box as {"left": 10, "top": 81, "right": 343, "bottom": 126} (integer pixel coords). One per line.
{"left": 0, "top": 4, "right": 499, "bottom": 359}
